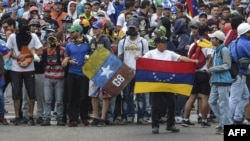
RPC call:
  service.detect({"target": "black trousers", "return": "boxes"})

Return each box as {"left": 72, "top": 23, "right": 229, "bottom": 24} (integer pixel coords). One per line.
{"left": 67, "top": 73, "right": 89, "bottom": 122}
{"left": 151, "top": 92, "right": 176, "bottom": 128}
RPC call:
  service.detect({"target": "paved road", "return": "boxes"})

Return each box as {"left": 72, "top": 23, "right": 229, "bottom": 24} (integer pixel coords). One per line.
{"left": 1, "top": 91, "right": 223, "bottom": 141}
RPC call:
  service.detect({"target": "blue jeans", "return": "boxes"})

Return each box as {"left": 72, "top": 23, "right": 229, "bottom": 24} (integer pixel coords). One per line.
{"left": 44, "top": 78, "right": 64, "bottom": 120}
{"left": 106, "top": 96, "right": 117, "bottom": 121}
{"left": 0, "top": 87, "right": 4, "bottom": 118}
{"left": 136, "top": 94, "right": 146, "bottom": 119}
{"left": 229, "top": 75, "right": 250, "bottom": 122}
{"left": 175, "top": 95, "right": 188, "bottom": 117}
{"left": 209, "top": 85, "right": 232, "bottom": 127}
{"left": 122, "top": 79, "right": 135, "bottom": 119}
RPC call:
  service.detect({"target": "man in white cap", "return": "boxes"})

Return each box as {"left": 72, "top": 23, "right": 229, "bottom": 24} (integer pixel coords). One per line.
{"left": 207, "top": 30, "right": 233, "bottom": 135}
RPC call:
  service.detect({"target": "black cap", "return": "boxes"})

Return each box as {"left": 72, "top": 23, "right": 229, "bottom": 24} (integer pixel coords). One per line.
{"left": 154, "top": 36, "right": 168, "bottom": 43}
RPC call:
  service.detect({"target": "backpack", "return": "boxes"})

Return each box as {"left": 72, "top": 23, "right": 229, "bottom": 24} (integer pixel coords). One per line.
{"left": 188, "top": 43, "right": 206, "bottom": 69}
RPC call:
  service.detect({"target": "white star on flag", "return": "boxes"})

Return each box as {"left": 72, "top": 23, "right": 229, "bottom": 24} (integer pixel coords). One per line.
{"left": 100, "top": 65, "right": 113, "bottom": 78}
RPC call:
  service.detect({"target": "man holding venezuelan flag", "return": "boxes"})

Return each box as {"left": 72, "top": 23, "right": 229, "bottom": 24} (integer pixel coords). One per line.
{"left": 137, "top": 36, "right": 198, "bottom": 134}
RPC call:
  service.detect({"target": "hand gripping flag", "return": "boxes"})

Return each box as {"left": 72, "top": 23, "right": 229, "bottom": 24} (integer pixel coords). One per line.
{"left": 134, "top": 58, "right": 195, "bottom": 96}
{"left": 83, "top": 47, "right": 134, "bottom": 96}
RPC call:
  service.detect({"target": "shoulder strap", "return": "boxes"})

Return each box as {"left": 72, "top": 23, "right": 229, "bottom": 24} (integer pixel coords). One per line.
{"left": 235, "top": 39, "right": 239, "bottom": 62}
{"left": 56, "top": 47, "right": 61, "bottom": 65}
{"left": 141, "top": 39, "right": 144, "bottom": 56}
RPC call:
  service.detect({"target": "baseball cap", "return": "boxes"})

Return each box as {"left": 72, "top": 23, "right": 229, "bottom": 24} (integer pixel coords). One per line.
{"left": 92, "top": 0, "right": 100, "bottom": 5}
{"left": 46, "top": 32, "right": 57, "bottom": 40}
{"left": 81, "top": 19, "right": 90, "bottom": 27}
{"left": 54, "top": 0, "right": 62, "bottom": 4}
{"left": 199, "top": 12, "right": 207, "bottom": 18}
{"left": 163, "top": 5, "right": 171, "bottom": 10}
{"left": 97, "top": 10, "right": 106, "bottom": 17}
{"left": 208, "top": 30, "right": 225, "bottom": 41}
{"left": 92, "top": 20, "right": 103, "bottom": 29}
{"left": 126, "top": 19, "right": 139, "bottom": 28}
{"left": 190, "top": 22, "right": 200, "bottom": 29}
{"left": 43, "top": 5, "right": 51, "bottom": 12}
{"left": 154, "top": 26, "right": 166, "bottom": 36}
{"left": 154, "top": 36, "right": 168, "bottom": 43}
{"left": 67, "top": 24, "right": 83, "bottom": 32}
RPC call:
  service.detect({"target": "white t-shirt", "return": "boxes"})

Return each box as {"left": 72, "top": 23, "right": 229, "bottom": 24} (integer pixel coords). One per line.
{"left": 143, "top": 49, "right": 181, "bottom": 61}
{"left": 6, "top": 33, "right": 43, "bottom": 72}
{"left": 118, "top": 36, "right": 149, "bottom": 71}
{"left": 116, "top": 13, "right": 125, "bottom": 27}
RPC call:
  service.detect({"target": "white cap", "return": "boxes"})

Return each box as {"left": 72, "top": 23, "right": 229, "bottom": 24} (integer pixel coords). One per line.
{"left": 237, "top": 23, "right": 250, "bottom": 36}
{"left": 208, "top": 30, "right": 225, "bottom": 41}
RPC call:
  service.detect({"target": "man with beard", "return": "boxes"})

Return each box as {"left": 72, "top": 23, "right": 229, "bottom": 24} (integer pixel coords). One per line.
{"left": 6, "top": 18, "right": 42, "bottom": 125}
{"left": 61, "top": 24, "right": 90, "bottom": 127}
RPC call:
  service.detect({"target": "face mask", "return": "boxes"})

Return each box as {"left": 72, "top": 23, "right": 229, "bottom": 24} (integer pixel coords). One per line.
{"left": 126, "top": 27, "right": 138, "bottom": 36}
{"left": 50, "top": 41, "right": 56, "bottom": 47}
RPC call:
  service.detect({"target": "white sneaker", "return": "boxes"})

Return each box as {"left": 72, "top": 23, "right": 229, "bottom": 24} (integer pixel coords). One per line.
{"left": 175, "top": 116, "right": 182, "bottom": 124}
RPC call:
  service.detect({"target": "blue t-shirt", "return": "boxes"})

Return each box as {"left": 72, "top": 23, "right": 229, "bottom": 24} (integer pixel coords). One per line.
{"left": 65, "top": 42, "right": 90, "bottom": 76}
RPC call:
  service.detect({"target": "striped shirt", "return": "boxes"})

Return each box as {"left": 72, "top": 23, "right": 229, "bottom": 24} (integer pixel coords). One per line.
{"left": 44, "top": 47, "right": 65, "bottom": 79}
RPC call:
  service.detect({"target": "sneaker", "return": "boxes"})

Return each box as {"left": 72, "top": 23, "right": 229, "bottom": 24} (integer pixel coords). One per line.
{"left": 82, "top": 119, "right": 90, "bottom": 126}
{"left": 197, "top": 116, "right": 202, "bottom": 123}
{"left": 40, "top": 119, "right": 51, "bottom": 126}
{"left": 20, "top": 117, "right": 28, "bottom": 124}
{"left": 201, "top": 121, "right": 211, "bottom": 127}
{"left": 28, "top": 117, "right": 35, "bottom": 126}
{"left": 36, "top": 117, "right": 44, "bottom": 124}
{"left": 68, "top": 121, "right": 78, "bottom": 127}
{"left": 182, "top": 120, "right": 195, "bottom": 127}
{"left": 57, "top": 120, "right": 65, "bottom": 126}
{"left": 91, "top": 118, "right": 99, "bottom": 126}
{"left": 120, "top": 119, "right": 127, "bottom": 125}
{"left": 215, "top": 124, "right": 222, "bottom": 129}
{"left": 166, "top": 126, "right": 180, "bottom": 133}
{"left": 0, "top": 118, "right": 9, "bottom": 125}
{"left": 175, "top": 116, "right": 182, "bottom": 124}
{"left": 13, "top": 118, "right": 20, "bottom": 125}
{"left": 127, "top": 117, "right": 134, "bottom": 124}
{"left": 97, "top": 119, "right": 105, "bottom": 127}
{"left": 137, "top": 118, "right": 148, "bottom": 125}
{"left": 233, "top": 120, "right": 243, "bottom": 125}
{"left": 114, "top": 118, "right": 123, "bottom": 125}
{"left": 105, "top": 119, "right": 115, "bottom": 125}
{"left": 152, "top": 127, "right": 159, "bottom": 134}
{"left": 216, "top": 128, "right": 224, "bottom": 135}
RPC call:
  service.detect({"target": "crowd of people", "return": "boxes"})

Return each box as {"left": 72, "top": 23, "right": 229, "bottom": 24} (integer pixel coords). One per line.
{"left": 0, "top": 0, "right": 250, "bottom": 135}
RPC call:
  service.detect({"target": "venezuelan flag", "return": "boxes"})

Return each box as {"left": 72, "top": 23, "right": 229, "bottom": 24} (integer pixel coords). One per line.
{"left": 186, "top": 0, "right": 199, "bottom": 18}
{"left": 134, "top": 58, "right": 195, "bottom": 96}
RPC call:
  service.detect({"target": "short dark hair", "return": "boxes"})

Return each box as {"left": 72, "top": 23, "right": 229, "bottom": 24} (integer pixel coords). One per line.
{"left": 141, "top": 0, "right": 150, "bottom": 9}
{"left": 125, "top": 0, "right": 135, "bottom": 10}
{"left": 84, "top": 2, "right": 92, "bottom": 7}
{"left": 2, "top": 18, "right": 16, "bottom": 29}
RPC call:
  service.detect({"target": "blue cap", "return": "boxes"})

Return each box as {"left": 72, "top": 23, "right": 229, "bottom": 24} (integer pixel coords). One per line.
{"left": 54, "top": 0, "right": 62, "bottom": 4}
{"left": 92, "top": 0, "right": 100, "bottom": 5}
{"left": 92, "top": 20, "right": 103, "bottom": 29}
{"left": 163, "top": 5, "right": 171, "bottom": 9}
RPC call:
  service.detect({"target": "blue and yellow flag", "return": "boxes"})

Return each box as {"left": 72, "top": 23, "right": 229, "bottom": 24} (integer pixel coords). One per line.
{"left": 134, "top": 58, "right": 196, "bottom": 96}
{"left": 83, "top": 47, "right": 134, "bottom": 96}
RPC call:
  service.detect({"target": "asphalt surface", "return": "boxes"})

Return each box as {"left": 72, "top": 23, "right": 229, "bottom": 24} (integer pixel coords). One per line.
{"left": 1, "top": 87, "right": 223, "bottom": 141}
